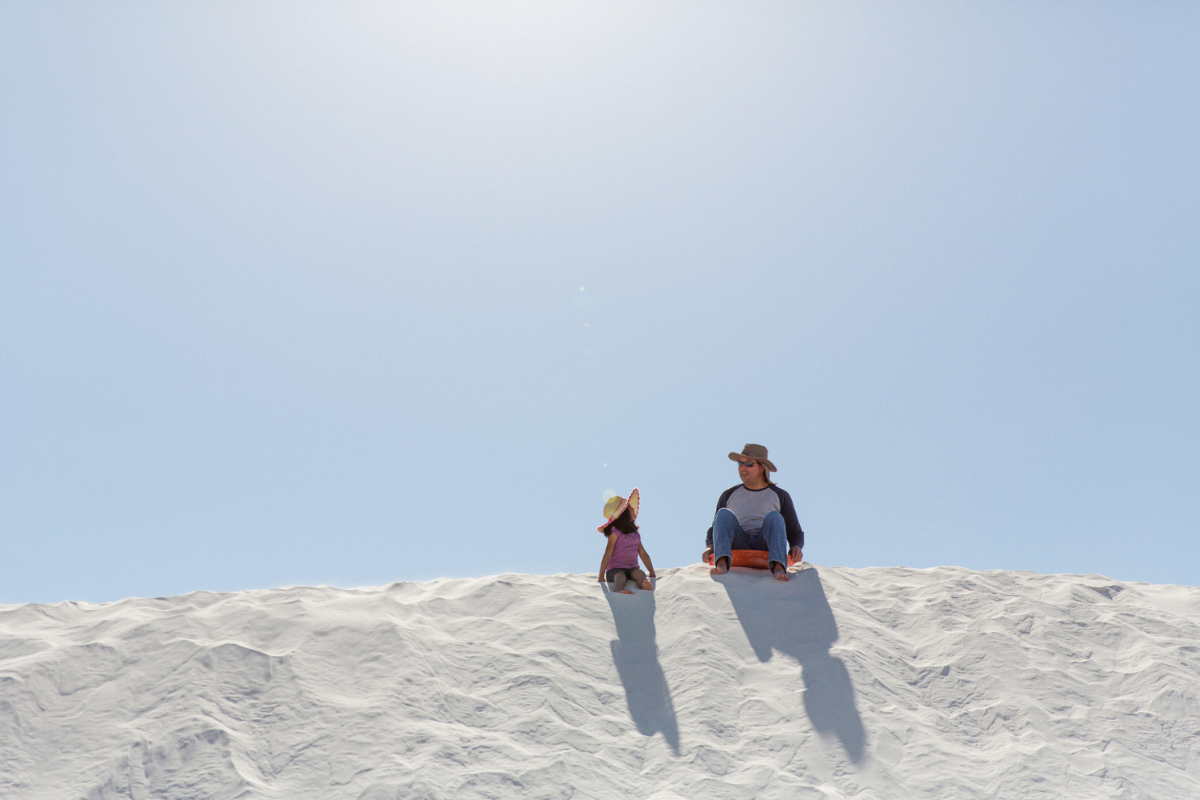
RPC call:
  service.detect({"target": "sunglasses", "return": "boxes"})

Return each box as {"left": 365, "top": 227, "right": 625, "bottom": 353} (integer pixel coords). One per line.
{"left": 737, "top": 460, "right": 758, "bottom": 468}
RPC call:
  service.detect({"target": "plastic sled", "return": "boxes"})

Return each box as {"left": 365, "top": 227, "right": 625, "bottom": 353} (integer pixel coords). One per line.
{"left": 705, "top": 550, "right": 799, "bottom": 569}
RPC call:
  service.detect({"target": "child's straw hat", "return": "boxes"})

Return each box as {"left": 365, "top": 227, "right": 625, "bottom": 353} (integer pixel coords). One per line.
{"left": 597, "top": 488, "right": 640, "bottom": 533}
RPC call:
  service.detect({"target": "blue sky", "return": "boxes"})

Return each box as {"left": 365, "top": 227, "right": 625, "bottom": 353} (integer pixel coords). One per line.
{"left": 2, "top": 2, "right": 1198, "bottom": 604}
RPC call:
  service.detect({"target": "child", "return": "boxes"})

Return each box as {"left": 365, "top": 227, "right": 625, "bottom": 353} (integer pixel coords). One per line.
{"left": 597, "top": 488, "right": 656, "bottom": 594}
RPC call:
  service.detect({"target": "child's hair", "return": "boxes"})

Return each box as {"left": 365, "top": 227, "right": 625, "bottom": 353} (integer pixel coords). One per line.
{"left": 603, "top": 506, "right": 639, "bottom": 536}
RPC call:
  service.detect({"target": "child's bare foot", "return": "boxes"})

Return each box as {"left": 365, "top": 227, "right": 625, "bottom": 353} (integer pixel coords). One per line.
{"left": 617, "top": 589, "right": 634, "bottom": 594}
{"left": 771, "top": 562, "right": 789, "bottom": 582}
{"left": 640, "top": 578, "right": 654, "bottom": 590}
{"left": 710, "top": 556, "right": 730, "bottom": 575}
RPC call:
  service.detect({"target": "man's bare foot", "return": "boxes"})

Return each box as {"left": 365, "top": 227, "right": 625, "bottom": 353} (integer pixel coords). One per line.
{"left": 710, "top": 557, "right": 730, "bottom": 575}
{"left": 771, "top": 563, "right": 789, "bottom": 582}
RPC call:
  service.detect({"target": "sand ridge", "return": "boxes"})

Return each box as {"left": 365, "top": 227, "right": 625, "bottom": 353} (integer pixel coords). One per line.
{"left": 2, "top": 564, "right": 1199, "bottom": 799}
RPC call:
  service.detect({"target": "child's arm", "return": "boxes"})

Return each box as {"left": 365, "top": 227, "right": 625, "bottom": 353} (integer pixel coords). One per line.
{"left": 598, "top": 534, "right": 617, "bottom": 582}
{"left": 638, "top": 543, "right": 656, "bottom": 578}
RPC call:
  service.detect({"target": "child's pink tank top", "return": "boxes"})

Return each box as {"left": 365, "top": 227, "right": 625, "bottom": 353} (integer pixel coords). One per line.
{"left": 608, "top": 530, "right": 641, "bottom": 569}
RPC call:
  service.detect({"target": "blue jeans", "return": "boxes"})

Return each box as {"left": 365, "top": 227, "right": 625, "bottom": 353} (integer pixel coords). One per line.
{"left": 712, "top": 508, "right": 788, "bottom": 568}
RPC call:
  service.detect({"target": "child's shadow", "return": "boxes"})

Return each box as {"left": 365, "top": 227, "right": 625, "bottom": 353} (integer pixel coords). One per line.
{"left": 719, "top": 567, "right": 867, "bottom": 763}
{"left": 603, "top": 583, "right": 681, "bottom": 755}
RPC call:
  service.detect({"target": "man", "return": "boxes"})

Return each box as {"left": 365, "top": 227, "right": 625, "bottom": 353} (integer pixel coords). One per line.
{"left": 703, "top": 443, "right": 804, "bottom": 582}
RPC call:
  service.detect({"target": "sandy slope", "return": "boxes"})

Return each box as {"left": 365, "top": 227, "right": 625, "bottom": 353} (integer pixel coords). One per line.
{"left": 2, "top": 564, "right": 1199, "bottom": 799}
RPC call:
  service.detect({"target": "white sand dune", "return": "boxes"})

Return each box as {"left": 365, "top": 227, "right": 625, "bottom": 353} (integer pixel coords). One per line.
{"left": 2, "top": 564, "right": 1199, "bottom": 799}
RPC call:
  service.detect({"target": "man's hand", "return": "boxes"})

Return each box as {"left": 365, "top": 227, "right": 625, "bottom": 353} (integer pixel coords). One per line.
{"left": 789, "top": 546, "right": 803, "bottom": 564}
{"left": 702, "top": 548, "right": 713, "bottom": 563}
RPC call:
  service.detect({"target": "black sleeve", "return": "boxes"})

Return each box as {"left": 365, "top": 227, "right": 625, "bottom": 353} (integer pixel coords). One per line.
{"left": 774, "top": 487, "right": 805, "bottom": 550}
{"left": 705, "top": 486, "right": 739, "bottom": 548}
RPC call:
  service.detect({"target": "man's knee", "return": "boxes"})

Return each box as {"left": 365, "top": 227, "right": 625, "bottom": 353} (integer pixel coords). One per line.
{"left": 713, "top": 508, "right": 738, "bottom": 533}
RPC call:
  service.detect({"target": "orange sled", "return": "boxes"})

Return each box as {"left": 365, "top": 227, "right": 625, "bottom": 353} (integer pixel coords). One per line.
{"left": 705, "top": 550, "right": 799, "bottom": 569}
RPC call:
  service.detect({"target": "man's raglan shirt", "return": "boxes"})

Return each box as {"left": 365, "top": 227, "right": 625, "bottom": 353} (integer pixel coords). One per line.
{"left": 705, "top": 484, "right": 805, "bottom": 550}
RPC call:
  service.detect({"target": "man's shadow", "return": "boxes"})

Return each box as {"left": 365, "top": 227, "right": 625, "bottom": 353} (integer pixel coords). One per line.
{"left": 603, "top": 583, "right": 681, "bottom": 755}
{"left": 718, "top": 567, "right": 866, "bottom": 762}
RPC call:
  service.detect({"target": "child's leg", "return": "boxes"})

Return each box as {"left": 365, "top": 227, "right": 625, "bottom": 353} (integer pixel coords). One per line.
{"left": 630, "top": 568, "right": 652, "bottom": 591}
{"left": 611, "top": 570, "right": 632, "bottom": 594}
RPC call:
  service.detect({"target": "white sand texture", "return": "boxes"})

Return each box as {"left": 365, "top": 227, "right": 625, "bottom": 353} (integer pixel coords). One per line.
{"left": 3, "top": 564, "right": 1200, "bottom": 800}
